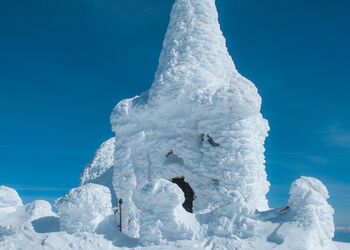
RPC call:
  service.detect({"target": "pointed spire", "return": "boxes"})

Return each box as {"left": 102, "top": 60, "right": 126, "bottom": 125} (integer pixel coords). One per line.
{"left": 149, "top": 0, "right": 238, "bottom": 102}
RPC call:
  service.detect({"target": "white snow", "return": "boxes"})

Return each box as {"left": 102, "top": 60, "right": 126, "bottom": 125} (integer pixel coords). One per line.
{"left": 81, "top": 137, "right": 115, "bottom": 186}
{"left": 0, "top": 0, "right": 349, "bottom": 249}
{"left": 135, "top": 179, "right": 201, "bottom": 245}
{"left": 111, "top": 0, "right": 269, "bottom": 239}
{"left": 56, "top": 183, "right": 113, "bottom": 234}
{"left": 270, "top": 177, "right": 335, "bottom": 250}
{"left": 0, "top": 186, "right": 22, "bottom": 209}
{"left": 81, "top": 137, "right": 117, "bottom": 205}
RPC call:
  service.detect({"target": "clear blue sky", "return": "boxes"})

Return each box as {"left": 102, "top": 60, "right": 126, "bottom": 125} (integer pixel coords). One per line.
{"left": 0, "top": 0, "right": 349, "bottom": 228}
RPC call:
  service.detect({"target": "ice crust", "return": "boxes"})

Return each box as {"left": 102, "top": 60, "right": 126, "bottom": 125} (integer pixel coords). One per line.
{"left": 56, "top": 183, "right": 113, "bottom": 234}
{"left": 81, "top": 138, "right": 115, "bottom": 186}
{"left": 81, "top": 138, "right": 117, "bottom": 205}
{"left": 0, "top": 186, "right": 23, "bottom": 208}
{"left": 0, "top": 0, "right": 345, "bottom": 249}
{"left": 110, "top": 0, "right": 269, "bottom": 239}
{"left": 273, "top": 177, "right": 335, "bottom": 249}
{"left": 135, "top": 179, "right": 200, "bottom": 245}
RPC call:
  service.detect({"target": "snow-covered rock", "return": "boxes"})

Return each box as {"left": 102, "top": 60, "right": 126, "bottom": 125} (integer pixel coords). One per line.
{"left": 56, "top": 183, "right": 113, "bottom": 234}
{"left": 0, "top": 186, "right": 23, "bottom": 208}
{"left": 25, "top": 200, "right": 57, "bottom": 221}
{"left": 135, "top": 179, "right": 200, "bottom": 245}
{"left": 273, "top": 177, "right": 335, "bottom": 249}
{"left": 110, "top": 0, "right": 269, "bottom": 238}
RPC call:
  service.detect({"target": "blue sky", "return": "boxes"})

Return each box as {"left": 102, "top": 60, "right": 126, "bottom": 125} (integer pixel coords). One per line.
{"left": 0, "top": 0, "right": 349, "bottom": 228}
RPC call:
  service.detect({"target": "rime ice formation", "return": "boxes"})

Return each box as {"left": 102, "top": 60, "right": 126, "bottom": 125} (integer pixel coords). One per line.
{"left": 0, "top": 190, "right": 57, "bottom": 242}
{"left": 81, "top": 138, "right": 115, "bottom": 186}
{"left": 81, "top": 138, "right": 117, "bottom": 204}
{"left": 1, "top": 0, "right": 348, "bottom": 249}
{"left": 56, "top": 183, "right": 113, "bottom": 234}
{"left": 271, "top": 177, "right": 335, "bottom": 250}
{"left": 110, "top": 0, "right": 269, "bottom": 239}
{"left": 0, "top": 186, "right": 23, "bottom": 209}
{"left": 135, "top": 179, "right": 200, "bottom": 245}
{"left": 25, "top": 200, "right": 57, "bottom": 221}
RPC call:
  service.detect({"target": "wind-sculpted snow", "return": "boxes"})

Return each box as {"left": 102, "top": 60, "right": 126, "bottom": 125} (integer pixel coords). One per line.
{"left": 111, "top": 0, "right": 269, "bottom": 239}
{"left": 81, "top": 138, "right": 117, "bottom": 205}
{"left": 56, "top": 183, "right": 113, "bottom": 234}
{"left": 272, "top": 177, "right": 335, "bottom": 250}
{"left": 0, "top": 186, "right": 22, "bottom": 208}
{"left": 81, "top": 138, "right": 115, "bottom": 186}
{"left": 0, "top": 0, "right": 347, "bottom": 249}
{"left": 135, "top": 179, "right": 200, "bottom": 245}
{"left": 0, "top": 191, "right": 57, "bottom": 242}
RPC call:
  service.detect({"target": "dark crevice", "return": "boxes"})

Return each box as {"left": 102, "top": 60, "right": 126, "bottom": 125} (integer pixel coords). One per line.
{"left": 207, "top": 134, "right": 220, "bottom": 147}
{"left": 171, "top": 176, "right": 194, "bottom": 213}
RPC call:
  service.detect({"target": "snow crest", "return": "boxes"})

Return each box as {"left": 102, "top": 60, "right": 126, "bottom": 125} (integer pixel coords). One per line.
{"left": 81, "top": 138, "right": 117, "bottom": 205}
{"left": 81, "top": 138, "right": 115, "bottom": 186}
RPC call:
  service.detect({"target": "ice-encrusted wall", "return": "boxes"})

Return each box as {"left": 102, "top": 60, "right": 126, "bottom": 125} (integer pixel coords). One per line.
{"left": 110, "top": 0, "right": 270, "bottom": 239}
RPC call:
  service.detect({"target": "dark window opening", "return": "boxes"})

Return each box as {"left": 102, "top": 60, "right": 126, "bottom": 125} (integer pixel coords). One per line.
{"left": 171, "top": 176, "right": 194, "bottom": 213}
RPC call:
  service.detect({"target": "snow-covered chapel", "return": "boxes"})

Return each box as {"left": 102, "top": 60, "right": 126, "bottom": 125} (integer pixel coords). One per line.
{"left": 0, "top": 0, "right": 340, "bottom": 249}
{"left": 80, "top": 0, "right": 335, "bottom": 248}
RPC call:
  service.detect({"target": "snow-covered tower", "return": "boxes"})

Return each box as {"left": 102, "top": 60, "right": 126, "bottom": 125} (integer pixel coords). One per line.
{"left": 110, "top": 0, "right": 270, "bottom": 240}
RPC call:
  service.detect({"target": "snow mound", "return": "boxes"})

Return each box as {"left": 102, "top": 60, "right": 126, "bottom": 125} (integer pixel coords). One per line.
{"left": 135, "top": 179, "right": 200, "bottom": 245}
{"left": 0, "top": 198, "right": 57, "bottom": 240}
{"left": 267, "top": 177, "right": 335, "bottom": 250}
{"left": 289, "top": 176, "right": 335, "bottom": 245}
{"left": 110, "top": 0, "right": 269, "bottom": 238}
{"left": 0, "top": 186, "right": 23, "bottom": 208}
{"left": 56, "top": 183, "right": 113, "bottom": 234}
{"left": 25, "top": 200, "right": 57, "bottom": 221}
{"left": 286, "top": 177, "right": 334, "bottom": 248}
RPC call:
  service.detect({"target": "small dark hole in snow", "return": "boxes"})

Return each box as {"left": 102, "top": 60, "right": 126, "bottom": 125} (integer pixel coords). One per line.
{"left": 171, "top": 176, "right": 194, "bottom": 213}
{"left": 207, "top": 134, "right": 220, "bottom": 147}
{"left": 212, "top": 179, "right": 220, "bottom": 185}
{"left": 165, "top": 150, "right": 173, "bottom": 157}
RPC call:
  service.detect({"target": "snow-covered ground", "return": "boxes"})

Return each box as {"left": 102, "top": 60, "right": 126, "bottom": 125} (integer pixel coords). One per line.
{"left": 1, "top": 0, "right": 349, "bottom": 249}
{"left": 0, "top": 185, "right": 348, "bottom": 250}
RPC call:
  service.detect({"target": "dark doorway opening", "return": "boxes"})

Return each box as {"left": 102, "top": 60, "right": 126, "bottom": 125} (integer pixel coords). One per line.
{"left": 171, "top": 176, "right": 194, "bottom": 213}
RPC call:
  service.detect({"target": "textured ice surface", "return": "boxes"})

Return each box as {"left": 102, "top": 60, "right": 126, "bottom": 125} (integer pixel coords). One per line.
{"left": 81, "top": 138, "right": 115, "bottom": 186}
{"left": 135, "top": 179, "right": 200, "bottom": 245}
{"left": 0, "top": 0, "right": 347, "bottom": 249}
{"left": 111, "top": 0, "right": 269, "bottom": 238}
{"left": 81, "top": 138, "right": 117, "bottom": 205}
{"left": 272, "top": 177, "right": 335, "bottom": 250}
{"left": 0, "top": 186, "right": 23, "bottom": 208}
{"left": 56, "top": 183, "right": 113, "bottom": 234}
